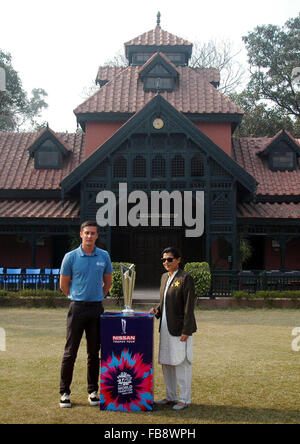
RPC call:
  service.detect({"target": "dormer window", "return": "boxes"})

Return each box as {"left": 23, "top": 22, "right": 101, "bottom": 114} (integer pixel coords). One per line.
{"left": 257, "top": 130, "right": 300, "bottom": 172}
{"left": 27, "top": 126, "right": 71, "bottom": 170}
{"left": 35, "top": 140, "right": 62, "bottom": 169}
{"left": 270, "top": 150, "right": 296, "bottom": 171}
{"left": 139, "top": 53, "right": 179, "bottom": 92}
{"left": 144, "top": 75, "right": 174, "bottom": 91}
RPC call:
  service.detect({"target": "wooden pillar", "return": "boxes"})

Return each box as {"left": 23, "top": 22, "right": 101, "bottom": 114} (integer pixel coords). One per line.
{"left": 232, "top": 182, "right": 238, "bottom": 272}
{"left": 28, "top": 235, "right": 37, "bottom": 268}
{"left": 279, "top": 237, "right": 286, "bottom": 272}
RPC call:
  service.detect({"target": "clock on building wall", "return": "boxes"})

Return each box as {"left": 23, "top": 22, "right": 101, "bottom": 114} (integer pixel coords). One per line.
{"left": 152, "top": 118, "right": 164, "bottom": 130}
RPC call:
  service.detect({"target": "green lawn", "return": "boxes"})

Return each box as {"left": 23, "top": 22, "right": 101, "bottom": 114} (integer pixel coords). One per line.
{"left": 0, "top": 307, "right": 300, "bottom": 424}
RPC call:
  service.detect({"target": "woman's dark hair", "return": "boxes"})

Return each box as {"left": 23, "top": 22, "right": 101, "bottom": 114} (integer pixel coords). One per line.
{"left": 161, "top": 246, "right": 182, "bottom": 259}
{"left": 161, "top": 247, "right": 184, "bottom": 268}
{"left": 162, "top": 247, "right": 184, "bottom": 269}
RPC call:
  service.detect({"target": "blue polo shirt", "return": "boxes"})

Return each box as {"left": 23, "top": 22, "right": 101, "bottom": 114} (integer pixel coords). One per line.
{"left": 60, "top": 246, "right": 113, "bottom": 302}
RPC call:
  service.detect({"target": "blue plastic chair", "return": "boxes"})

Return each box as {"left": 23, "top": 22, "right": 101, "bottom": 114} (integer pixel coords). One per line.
{"left": 52, "top": 269, "right": 60, "bottom": 290}
{"left": 40, "top": 268, "right": 51, "bottom": 287}
{"left": 4, "top": 268, "right": 22, "bottom": 290}
{"left": 23, "top": 269, "right": 41, "bottom": 290}
{"left": 0, "top": 268, "right": 3, "bottom": 288}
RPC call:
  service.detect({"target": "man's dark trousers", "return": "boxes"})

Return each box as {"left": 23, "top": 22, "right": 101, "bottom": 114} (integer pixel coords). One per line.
{"left": 60, "top": 301, "right": 104, "bottom": 395}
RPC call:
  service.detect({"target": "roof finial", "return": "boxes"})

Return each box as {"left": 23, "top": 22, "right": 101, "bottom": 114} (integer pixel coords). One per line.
{"left": 157, "top": 11, "right": 161, "bottom": 27}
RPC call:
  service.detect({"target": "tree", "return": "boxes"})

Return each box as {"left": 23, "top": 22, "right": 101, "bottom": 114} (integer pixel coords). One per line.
{"left": 242, "top": 13, "right": 300, "bottom": 118}
{"left": 230, "top": 89, "right": 299, "bottom": 138}
{"left": 0, "top": 49, "right": 48, "bottom": 131}
{"left": 103, "top": 49, "right": 128, "bottom": 68}
{"left": 190, "top": 39, "right": 246, "bottom": 94}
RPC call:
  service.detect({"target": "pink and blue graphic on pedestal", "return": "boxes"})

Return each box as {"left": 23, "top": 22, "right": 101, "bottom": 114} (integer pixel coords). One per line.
{"left": 100, "top": 312, "right": 154, "bottom": 412}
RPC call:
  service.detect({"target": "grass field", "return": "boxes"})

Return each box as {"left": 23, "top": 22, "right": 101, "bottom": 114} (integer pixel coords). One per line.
{"left": 1, "top": 307, "right": 300, "bottom": 424}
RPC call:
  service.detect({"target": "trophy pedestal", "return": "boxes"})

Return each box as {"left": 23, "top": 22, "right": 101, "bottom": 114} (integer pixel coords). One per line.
{"left": 100, "top": 312, "right": 154, "bottom": 412}
{"left": 122, "top": 306, "right": 135, "bottom": 316}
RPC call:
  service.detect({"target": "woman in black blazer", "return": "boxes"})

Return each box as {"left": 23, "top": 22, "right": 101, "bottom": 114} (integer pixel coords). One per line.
{"left": 150, "top": 247, "right": 197, "bottom": 410}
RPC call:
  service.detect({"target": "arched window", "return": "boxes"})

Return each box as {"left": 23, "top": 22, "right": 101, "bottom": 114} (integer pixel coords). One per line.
{"left": 152, "top": 155, "right": 166, "bottom": 177}
{"left": 133, "top": 155, "right": 146, "bottom": 178}
{"left": 172, "top": 155, "right": 185, "bottom": 177}
{"left": 113, "top": 156, "right": 127, "bottom": 178}
{"left": 191, "top": 155, "right": 205, "bottom": 177}
{"left": 211, "top": 160, "right": 227, "bottom": 177}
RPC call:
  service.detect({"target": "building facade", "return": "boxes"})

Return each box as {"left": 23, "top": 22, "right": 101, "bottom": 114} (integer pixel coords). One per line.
{"left": 0, "top": 17, "right": 299, "bottom": 286}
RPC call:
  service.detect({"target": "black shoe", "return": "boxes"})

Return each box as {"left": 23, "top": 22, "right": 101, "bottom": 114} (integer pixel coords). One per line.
{"left": 60, "top": 393, "right": 71, "bottom": 408}
{"left": 88, "top": 391, "right": 100, "bottom": 406}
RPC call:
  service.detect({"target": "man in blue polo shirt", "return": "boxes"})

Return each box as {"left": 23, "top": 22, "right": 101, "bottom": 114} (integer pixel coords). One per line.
{"left": 59, "top": 221, "right": 113, "bottom": 408}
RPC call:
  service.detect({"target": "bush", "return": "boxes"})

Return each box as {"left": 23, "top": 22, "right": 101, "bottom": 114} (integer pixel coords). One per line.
{"left": 184, "top": 262, "right": 211, "bottom": 298}
{"left": 110, "top": 262, "right": 131, "bottom": 304}
{"left": 0, "top": 289, "right": 65, "bottom": 308}
{"left": 0, "top": 289, "right": 63, "bottom": 299}
{"left": 232, "top": 290, "right": 300, "bottom": 300}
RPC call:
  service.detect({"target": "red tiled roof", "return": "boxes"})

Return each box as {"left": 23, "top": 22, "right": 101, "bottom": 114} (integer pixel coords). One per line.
{"left": 75, "top": 65, "right": 243, "bottom": 115}
{"left": 0, "top": 199, "right": 80, "bottom": 219}
{"left": 25, "top": 126, "right": 73, "bottom": 153}
{"left": 96, "top": 66, "right": 126, "bottom": 86}
{"left": 124, "top": 25, "right": 192, "bottom": 48}
{"left": 256, "top": 129, "right": 300, "bottom": 154}
{"left": 232, "top": 137, "right": 300, "bottom": 196}
{"left": 193, "top": 67, "right": 220, "bottom": 85}
{"left": 95, "top": 64, "right": 220, "bottom": 88}
{"left": 237, "top": 202, "right": 300, "bottom": 219}
{"left": 0, "top": 131, "right": 85, "bottom": 190}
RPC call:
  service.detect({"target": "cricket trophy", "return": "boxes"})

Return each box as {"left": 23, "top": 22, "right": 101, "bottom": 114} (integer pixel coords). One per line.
{"left": 121, "top": 264, "right": 136, "bottom": 315}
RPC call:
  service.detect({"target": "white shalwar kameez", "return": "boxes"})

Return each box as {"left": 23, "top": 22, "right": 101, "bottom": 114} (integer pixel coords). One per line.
{"left": 158, "top": 270, "right": 193, "bottom": 404}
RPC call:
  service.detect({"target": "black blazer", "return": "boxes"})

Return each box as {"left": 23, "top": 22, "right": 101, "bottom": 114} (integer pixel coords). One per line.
{"left": 155, "top": 269, "right": 197, "bottom": 336}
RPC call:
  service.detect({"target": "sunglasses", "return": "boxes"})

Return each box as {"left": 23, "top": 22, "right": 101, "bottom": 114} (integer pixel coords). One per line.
{"left": 161, "top": 257, "right": 175, "bottom": 263}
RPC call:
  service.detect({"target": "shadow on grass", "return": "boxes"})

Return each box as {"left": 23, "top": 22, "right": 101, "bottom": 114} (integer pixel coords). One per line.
{"left": 154, "top": 403, "right": 300, "bottom": 424}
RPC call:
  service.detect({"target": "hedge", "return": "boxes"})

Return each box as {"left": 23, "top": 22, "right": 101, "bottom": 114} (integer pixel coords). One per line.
{"left": 232, "top": 290, "right": 300, "bottom": 301}
{"left": 0, "top": 289, "right": 65, "bottom": 308}
{"left": 0, "top": 289, "right": 63, "bottom": 299}
{"left": 184, "top": 262, "right": 211, "bottom": 298}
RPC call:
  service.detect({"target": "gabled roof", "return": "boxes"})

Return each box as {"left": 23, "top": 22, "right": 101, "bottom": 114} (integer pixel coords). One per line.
{"left": 65, "top": 94, "right": 256, "bottom": 194}
{"left": 27, "top": 126, "right": 72, "bottom": 157}
{"left": 232, "top": 136, "right": 300, "bottom": 197}
{"left": 256, "top": 129, "right": 300, "bottom": 157}
{"left": 0, "top": 131, "right": 85, "bottom": 191}
{"left": 139, "top": 52, "right": 179, "bottom": 78}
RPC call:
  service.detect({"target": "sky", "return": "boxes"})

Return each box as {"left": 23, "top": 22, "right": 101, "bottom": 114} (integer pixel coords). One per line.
{"left": 1, "top": 0, "right": 299, "bottom": 132}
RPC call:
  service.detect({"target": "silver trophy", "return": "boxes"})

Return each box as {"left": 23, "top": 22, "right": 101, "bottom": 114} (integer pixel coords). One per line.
{"left": 121, "top": 264, "right": 136, "bottom": 315}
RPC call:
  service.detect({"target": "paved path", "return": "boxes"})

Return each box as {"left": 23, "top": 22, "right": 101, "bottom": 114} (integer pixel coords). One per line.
{"left": 133, "top": 287, "right": 160, "bottom": 302}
